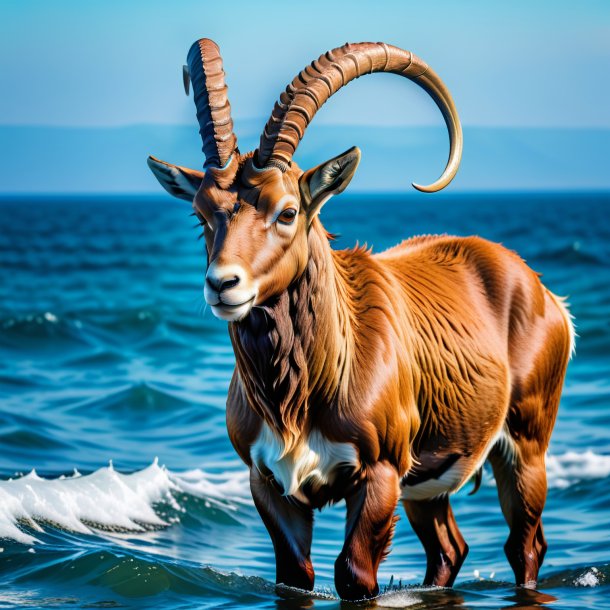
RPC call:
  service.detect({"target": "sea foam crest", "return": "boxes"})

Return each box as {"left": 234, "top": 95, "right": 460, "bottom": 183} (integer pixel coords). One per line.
{"left": 546, "top": 451, "right": 610, "bottom": 489}
{"left": 1, "top": 451, "right": 608, "bottom": 545}
{"left": 574, "top": 567, "right": 602, "bottom": 587}
{"left": 0, "top": 460, "right": 177, "bottom": 544}
{"left": 173, "top": 468, "right": 250, "bottom": 506}
{"left": 0, "top": 460, "right": 250, "bottom": 544}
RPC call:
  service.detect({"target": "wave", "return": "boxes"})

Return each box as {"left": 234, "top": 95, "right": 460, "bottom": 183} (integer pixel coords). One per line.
{"left": 1, "top": 450, "right": 608, "bottom": 545}
{"left": 0, "top": 461, "right": 250, "bottom": 545}
{"left": 0, "top": 311, "right": 93, "bottom": 357}
{"left": 532, "top": 242, "right": 606, "bottom": 267}
{"left": 474, "top": 450, "right": 610, "bottom": 492}
{"left": 0, "top": 461, "right": 175, "bottom": 544}
{"left": 0, "top": 458, "right": 608, "bottom": 604}
{"left": 174, "top": 468, "right": 250, "bottom": 507}
{"left": 0, "top": 309, "right": 160, "bottom": 352}
{"left": 62, "top": 382, "right": 199, "bottom": 416}
{"left": 3, "top": 547, "right": 276, "bottom": 601}
{"left": 375, "top": 564, "right": 609, "bottom": 606}
{"left": 3, "top": 548, "right": 607, "bottom": 605}
{"left": 546, "top": 450, "right": 610, "bottom": 489}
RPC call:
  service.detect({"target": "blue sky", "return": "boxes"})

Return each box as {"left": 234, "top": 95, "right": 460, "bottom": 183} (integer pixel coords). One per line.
{"left": 1, "top": 1, "right": 609, "bottom": 193}
{"left": 1, "top": 0, "right": 609, "bottom": 129}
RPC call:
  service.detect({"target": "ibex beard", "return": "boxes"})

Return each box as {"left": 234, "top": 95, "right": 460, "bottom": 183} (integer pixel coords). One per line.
{"left": 148, "top": 38, "right": 574, "bottom": 601}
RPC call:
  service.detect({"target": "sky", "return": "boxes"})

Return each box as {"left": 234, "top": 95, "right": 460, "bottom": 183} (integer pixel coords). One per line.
{"left": 1, "top": 0, "right": 609, "bottom": 129}
{"left": 0, "top": 1, "right": 609, "bottom": 193}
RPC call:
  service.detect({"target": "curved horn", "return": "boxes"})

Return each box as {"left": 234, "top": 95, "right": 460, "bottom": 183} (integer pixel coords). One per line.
{"left": 186, "top": 38, "right": 237, "bottom": 169}
{"left": 257, "top": 42, "right": 462, "bottom": 192}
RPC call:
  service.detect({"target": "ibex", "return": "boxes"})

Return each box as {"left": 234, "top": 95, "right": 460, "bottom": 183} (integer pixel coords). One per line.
{"left": 148, "top": 39, "right": 573, "bottom": 601}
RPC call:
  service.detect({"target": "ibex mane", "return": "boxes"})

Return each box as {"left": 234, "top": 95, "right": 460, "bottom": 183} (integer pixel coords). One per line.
{"left": 149, "top": 39, "right": 573, "bottom": 601}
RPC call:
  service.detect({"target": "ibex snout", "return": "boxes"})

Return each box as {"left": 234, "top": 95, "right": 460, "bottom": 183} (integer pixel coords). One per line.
{"left": 207, "top": 272, "right": 240, "bottom": 293}
{"left": 204, "top": 261, "right": 257, "bottom": 322}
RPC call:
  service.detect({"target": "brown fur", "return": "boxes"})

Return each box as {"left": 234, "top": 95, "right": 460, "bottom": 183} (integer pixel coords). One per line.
{"left": 191, "top": 156, "right": 571, "bottom": 598}
{"left": 149, "top": 39, "right": 572, "bottom": 600}
{"left": 148, "top": 149, "right": 573, "bottom": 599}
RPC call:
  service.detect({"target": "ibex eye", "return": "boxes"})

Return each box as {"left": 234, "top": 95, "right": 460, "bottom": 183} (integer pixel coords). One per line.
{"left": 277, "top": 208, "right": 297, "bottom": 225}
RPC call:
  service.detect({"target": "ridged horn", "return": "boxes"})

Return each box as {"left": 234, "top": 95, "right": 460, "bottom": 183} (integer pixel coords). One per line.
{"left": 186, "top": 38, "right": 237, "bottom": 169}
{"left": 257, "top": 42, "right": 462, "bottom": 192}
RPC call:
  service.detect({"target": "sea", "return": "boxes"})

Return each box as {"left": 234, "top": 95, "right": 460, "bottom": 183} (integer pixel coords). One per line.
{"left": 0, "top": 192, "right": 608, "bottom": 609}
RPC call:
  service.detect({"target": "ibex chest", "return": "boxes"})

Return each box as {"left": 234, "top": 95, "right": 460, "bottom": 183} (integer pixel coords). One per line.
{"left": 251, "top": 423, "right": 359, "bottom": 504}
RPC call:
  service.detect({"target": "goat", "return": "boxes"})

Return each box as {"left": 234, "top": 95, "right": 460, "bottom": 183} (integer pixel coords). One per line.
{"left": 148, "top": 39, "right": 573, "bottom": 601}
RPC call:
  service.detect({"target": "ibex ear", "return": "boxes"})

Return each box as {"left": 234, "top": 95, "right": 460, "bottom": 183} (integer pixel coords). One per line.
{"left": 147, "top": 155, "right": 204, "bottom": 201}
{"left": 299, "top": 146, "right": 361, "bottom": 222}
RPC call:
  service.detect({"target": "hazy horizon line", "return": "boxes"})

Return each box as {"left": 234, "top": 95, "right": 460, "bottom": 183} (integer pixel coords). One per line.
{"left": 2, "top": 122, "right": 610, "bottom": 131}
{"left": 1, "top": 189, "right": 608, "bottom": 199}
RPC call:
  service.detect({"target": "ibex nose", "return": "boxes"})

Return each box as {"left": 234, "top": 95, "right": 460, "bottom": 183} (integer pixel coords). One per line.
{"left": 206, "top": 263, "right": 244, "bottom": 294}
{"left": 207, "top": 274, "right": 240, "bottom": 293}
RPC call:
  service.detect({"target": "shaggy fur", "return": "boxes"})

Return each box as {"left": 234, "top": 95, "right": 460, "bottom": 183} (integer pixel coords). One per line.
{"left": 148, "top": 38, "right": 573, "bottom": 601}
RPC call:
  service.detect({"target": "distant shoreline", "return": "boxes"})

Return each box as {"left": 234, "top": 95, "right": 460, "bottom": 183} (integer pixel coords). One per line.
{"left": 1, "top": 190, "right": 609, "bottom": 200}
{"left": 1, "top": 125, "right": 609, "bottom": 194}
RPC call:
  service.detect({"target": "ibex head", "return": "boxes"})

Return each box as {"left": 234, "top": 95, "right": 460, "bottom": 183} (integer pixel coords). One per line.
{"left": 148, "top": 39, "right": 462, "bottom": 321}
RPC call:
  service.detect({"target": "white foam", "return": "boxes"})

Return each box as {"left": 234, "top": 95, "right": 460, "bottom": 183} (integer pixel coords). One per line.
{"left": 0, "top": 460, "right": 251, "bottom": 544}
{"left": 574, "top": 567, "right": 601, "bottom": 587}
{"left": 376, "top": 590, "right": 423, "bottom": 608}
{"left": 0, "top": 460, "right": 177, "bottom": 544}
{"left": 546, "top": 451, "right": 610, "bottom": 489}
{"left": 172, "top": 468, "right": 250, "bottom": 508}
{"left": 480, "top": 450, "right": 610, "bottom": 490}
{"left": 2, "top": 451, "right": 608, "bottom": 545}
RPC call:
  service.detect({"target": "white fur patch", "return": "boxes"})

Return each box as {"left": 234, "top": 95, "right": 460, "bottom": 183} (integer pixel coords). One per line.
{"left": 401, "top": 458, "right": 469, "bottom": 501}
{"left": 401, "top": 427, "right": 513, "bottom": 501}
{"left": 550, "top": 292, "right": 576, "bottom": 358}
{"left": 251, "top": 424, "right": 358, "bottom": 503}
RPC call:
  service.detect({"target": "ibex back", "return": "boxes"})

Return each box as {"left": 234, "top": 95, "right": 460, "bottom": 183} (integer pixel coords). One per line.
{"left": 148, "top": 39, "right": 573, "bottom": 601}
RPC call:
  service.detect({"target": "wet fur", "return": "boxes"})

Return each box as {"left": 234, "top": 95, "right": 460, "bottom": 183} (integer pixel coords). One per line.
{"left": 223, "top": 185, "right": 573, "bottom": 596}
{"left": 152, "top": 154, "right": 573, "bottom": 600}
{"left": 149, "top": 37, "right": 573, "bottom": 600}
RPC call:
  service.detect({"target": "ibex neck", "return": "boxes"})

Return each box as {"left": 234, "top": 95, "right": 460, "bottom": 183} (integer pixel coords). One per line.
{"left": 229, "top": 221, "right": 351, "bottom": 448}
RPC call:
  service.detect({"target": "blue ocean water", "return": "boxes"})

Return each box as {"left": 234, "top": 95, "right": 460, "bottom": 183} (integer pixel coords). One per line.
{"left": 0, "top": 192, "right": 609, "bottom": 609}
